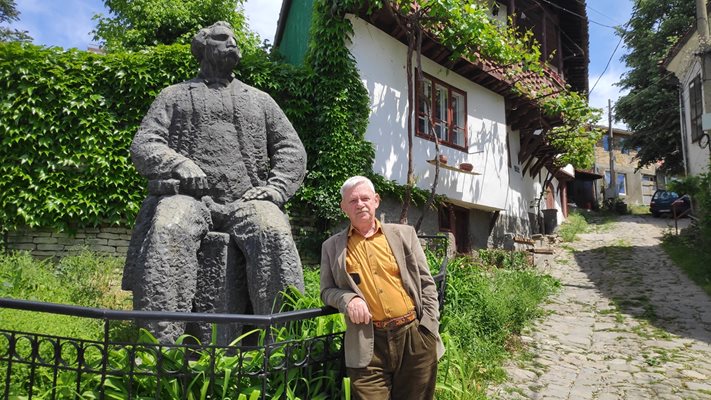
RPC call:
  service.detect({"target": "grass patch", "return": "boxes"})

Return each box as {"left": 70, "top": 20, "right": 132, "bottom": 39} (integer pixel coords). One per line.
{"left": 558, "top": 211, "right": 589, "bottom": 242}
{"left": 628, "top": 204, "right": 649, "bottom": 215}
{"left": 661, "top": 234, "right": 711, "bottom": 297}
{"left": 436, "top": 254, "right": 559, "bottom": 399}
{"left": 1, "top": 248, "right": 558, "bottom": 399}
{"left": 0, "top": 250, "right": 131, "bottom": 339}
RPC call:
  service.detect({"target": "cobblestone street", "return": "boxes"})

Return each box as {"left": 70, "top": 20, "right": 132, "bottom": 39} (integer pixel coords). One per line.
{"left": 488, "top": 215, "right": 711, "bottom": 400}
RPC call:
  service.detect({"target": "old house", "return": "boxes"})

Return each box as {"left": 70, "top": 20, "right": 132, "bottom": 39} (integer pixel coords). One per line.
{"left": 569, "top": 126, "right": 660, "bottom": 209}
{"left": 664, "top": 6, "right": 711, "bottom": 177}
{"left": 275, "top": 1, "right": 589, "bottom": 252}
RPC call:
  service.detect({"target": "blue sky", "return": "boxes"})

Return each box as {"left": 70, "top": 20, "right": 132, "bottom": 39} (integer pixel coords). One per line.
{"left": 9, "top": 0, "right": 632, "bottom": 127}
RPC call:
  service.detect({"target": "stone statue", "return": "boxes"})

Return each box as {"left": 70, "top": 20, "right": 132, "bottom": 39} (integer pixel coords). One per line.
{"left": 122, "top": 21, "right": 307, "bottom": 343}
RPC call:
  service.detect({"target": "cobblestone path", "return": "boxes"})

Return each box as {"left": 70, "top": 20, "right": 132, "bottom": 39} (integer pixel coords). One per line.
{"left": 487, "top": 214, "right": 711, "bottom": 400}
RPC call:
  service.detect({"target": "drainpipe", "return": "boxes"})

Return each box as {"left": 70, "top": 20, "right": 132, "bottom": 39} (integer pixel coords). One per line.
{"left": 679, "top": 83, "right": 690, "bottom": 176}
{"left": 696, "top": 0, "right": 711, "bottom": 111}
{"left": 696, "top": 0, "right": 711, "bottom": 162}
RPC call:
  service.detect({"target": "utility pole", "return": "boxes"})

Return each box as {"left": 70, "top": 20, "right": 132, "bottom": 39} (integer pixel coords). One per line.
{"left": 607, "top": 99, "right": 617, "bottom": 199}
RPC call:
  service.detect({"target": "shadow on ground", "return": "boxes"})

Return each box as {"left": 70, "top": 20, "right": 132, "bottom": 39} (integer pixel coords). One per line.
{"left": 571, "top": 215, "right": 711, "bottom": 345}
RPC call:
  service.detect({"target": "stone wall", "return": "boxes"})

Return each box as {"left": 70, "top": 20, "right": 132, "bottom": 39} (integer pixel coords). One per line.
{"left": 3, "top": 219, "right": 319, "bottom": 262}
{"left": 4, "top": 227, "right": 132, "bottom": 258}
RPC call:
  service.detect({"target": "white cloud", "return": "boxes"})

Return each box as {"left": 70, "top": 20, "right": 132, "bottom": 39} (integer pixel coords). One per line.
{"left": 243, "top": 0, "right": 283, "bottom": 44}
{"left": 12, "top": 0, "right": 104, "bottom": 49}
{"left": 588, "top": 66, "right": 629, "bottom": 129}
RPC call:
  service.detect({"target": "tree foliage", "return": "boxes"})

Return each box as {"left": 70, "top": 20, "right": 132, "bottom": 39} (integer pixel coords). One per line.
{"left": 92, "top": 0, "right": 258, "bottom": 53}
{"left": 615, "top": 0, "right": 695, "bottom": 174}
{"left": 0, "top": 0, "right": 31, "bottom": 42}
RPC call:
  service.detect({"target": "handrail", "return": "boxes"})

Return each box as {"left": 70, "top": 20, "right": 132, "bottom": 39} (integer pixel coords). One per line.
{"left": 0, "top": 270, "right": 447, "bottom": 325}
{"left": 0, "top": 297, "right": 338, "bottom": 326}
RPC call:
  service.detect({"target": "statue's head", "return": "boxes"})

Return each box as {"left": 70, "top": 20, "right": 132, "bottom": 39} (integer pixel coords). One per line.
{"left": 191, "top": 21, "right": 242, "bottom": 71}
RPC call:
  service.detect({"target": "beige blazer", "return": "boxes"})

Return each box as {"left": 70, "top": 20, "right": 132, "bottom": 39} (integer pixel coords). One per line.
{"left": 320, "top": 223, "right": 445, "bottom": 368}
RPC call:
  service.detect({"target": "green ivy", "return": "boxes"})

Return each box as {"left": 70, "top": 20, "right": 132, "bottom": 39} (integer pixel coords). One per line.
{"left": 0, "top": 0, "right": 600, "bottom": 233}
{"left": 0, "top": 43, "right": 192, "bottom": 231}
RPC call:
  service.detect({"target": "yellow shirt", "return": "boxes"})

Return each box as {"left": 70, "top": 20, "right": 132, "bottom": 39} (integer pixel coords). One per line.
{"left": 345, "top": 220, "right": 415, "bottom": 321}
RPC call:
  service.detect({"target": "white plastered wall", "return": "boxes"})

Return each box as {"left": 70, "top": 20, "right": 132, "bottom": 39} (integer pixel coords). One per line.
{"left": 345, "top": 14, "right": 553, "bottom": 241}
{"left": 667, "top": 32, "right": 711, "bottom": 176}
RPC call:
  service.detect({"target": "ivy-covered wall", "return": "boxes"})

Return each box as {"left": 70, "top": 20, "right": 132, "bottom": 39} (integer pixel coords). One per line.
{"left": 0, "top": 16, "right": 377, "bottom": 236}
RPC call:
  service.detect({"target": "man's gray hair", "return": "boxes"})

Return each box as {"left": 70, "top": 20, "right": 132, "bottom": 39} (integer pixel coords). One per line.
{"left": 191, "top": 21, "right": 234, "bottom": 62}
{"left": 340, "top": 176, "right": 375, "bottom": 199}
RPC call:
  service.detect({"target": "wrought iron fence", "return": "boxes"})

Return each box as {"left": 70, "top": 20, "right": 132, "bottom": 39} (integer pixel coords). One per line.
{"left": 1, "top": 301, "right": 347, "bottom": 399}
{"left": 1, "top": 236, "right": 447, "bottom": 399}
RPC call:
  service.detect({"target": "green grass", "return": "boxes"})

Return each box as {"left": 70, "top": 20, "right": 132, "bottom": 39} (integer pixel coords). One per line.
{"left": 0, "top": 250, "right": 130, "bottom": 339}
{"left": 661, "top": 234, "right": 711, "bottom": 297}
{"left": 558, "top": 211, "right": 589, "bottom": 242}
{"left": 436, "top": 254, "right": 559, "bottom": 399}
{"left": 628, "top": 204, "right": 649, "bottom": 215}
{"left": 559, "top": 210, "right": 623, "bottom": 242}
{"left": 0, "top": 248, "right": 557, "bottom": 400}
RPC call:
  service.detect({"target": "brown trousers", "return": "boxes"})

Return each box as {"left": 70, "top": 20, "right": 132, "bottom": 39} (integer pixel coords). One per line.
{"left": 347, "top": 319, "right": 438, "bottom": 400}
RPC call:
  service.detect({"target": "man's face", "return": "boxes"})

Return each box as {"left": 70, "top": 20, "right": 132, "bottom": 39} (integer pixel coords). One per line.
{"left": 204, "top": 26, "right": 240, "bottom": 69}
{"left": 341, "top": 182, "right": 380, "bottom": 227}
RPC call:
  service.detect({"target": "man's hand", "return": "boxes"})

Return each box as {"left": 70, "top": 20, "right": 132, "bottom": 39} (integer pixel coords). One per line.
{"left": 241, "top": 186, "right": 283, "bottom": 205}
{"left": 172, "top": 160, "right": 208, "bottom": 193}
{"left": 347, "top": 297, "right": 372, "bottom": 324}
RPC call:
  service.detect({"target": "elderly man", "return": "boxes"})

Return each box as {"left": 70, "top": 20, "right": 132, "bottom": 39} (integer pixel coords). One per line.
{"left": 320, "top": 176, "right": 444, "bottom": 400}
{"left": 123, "top": 21, "right": 306, "bottom": 342}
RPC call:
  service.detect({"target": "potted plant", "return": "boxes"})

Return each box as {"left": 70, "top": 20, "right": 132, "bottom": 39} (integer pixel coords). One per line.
{"left": 459, "top": 162, "right": 473, "bottom": 172}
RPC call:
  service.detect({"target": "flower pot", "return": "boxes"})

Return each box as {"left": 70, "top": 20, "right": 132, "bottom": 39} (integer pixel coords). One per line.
{"left": 459, "top": 162, "right": 473, "bottom": 172}
{"left": 438, "top": 154, "right": 448, "bottom": 165}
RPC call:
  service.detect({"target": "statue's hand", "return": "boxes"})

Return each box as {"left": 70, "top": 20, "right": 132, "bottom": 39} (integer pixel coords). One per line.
{"left": 241, "top": 186, "right": 284, "bottom": 206}
{"left": 172, "top": 160, "right": 208, "bottom": 193}
{"left": 202, "top": 196, "right": 227, "bottom": 229}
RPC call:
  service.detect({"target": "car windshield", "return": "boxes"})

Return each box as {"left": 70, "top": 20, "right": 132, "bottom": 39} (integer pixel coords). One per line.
{"left": 654, "top": 191, "right": 678, "bottom": 201}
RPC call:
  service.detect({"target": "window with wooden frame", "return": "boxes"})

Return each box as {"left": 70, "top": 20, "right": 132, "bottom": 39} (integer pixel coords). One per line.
{"left": 416, "top": 73, "right": 468, "bottom": 149}
{"left": 689, "top": 74, "right": 703, "bottom": 143}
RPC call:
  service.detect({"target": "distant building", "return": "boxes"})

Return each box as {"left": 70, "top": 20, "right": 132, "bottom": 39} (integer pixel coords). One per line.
{"left": 568, "top": 126, "right": 661, "bottom": 209}
{"left": 594, "top": 127, "right": 660, "bottom": 205}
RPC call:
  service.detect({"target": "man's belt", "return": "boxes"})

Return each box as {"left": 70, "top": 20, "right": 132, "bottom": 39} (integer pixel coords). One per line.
{"left": 372, "top": 311, "right": 416, "bottom": 330}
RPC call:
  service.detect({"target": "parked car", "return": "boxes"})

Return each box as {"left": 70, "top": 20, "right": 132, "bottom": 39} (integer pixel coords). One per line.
{"left": 649, "top": 190, "right": 691, "bottom": 217}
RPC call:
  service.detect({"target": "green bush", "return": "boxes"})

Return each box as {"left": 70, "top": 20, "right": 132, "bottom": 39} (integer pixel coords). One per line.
{"left": 603, "top": 197, "right": 628, "bottom": 214}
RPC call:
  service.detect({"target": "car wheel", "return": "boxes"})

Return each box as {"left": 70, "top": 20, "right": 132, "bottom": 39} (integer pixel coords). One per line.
{"left": 652, "top": 211, "right": 660, "bottom": 217}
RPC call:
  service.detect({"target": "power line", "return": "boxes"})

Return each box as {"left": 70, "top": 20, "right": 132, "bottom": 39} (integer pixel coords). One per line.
{"left": 588, "top": 32, "right": 624, "bottom": 96}
{"left": 536, "top": 0, "right": 620, "bottom": 30}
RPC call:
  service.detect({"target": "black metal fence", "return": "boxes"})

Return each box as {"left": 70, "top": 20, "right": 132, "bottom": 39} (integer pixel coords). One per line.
{"left": 1, "top": 300, "right": 349, "bottom": 399}
{"left": 1, "top": 237, "right": 448, "bottom": 400}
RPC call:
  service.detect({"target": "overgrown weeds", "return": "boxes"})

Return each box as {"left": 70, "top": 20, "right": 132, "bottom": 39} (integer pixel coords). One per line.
{"left": 436, "top": 252, "right": 559, "bottom": 399}
{"left": 1, "top": 248, "right": 557, "bottom": 399}
{"left": 558, "top": 211, "right": 589, "bottom": 242}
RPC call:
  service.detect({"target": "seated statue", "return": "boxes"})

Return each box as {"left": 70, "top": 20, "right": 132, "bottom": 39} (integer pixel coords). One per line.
{"left": 122, "top": 21, "right": 307, "bottom": 343}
